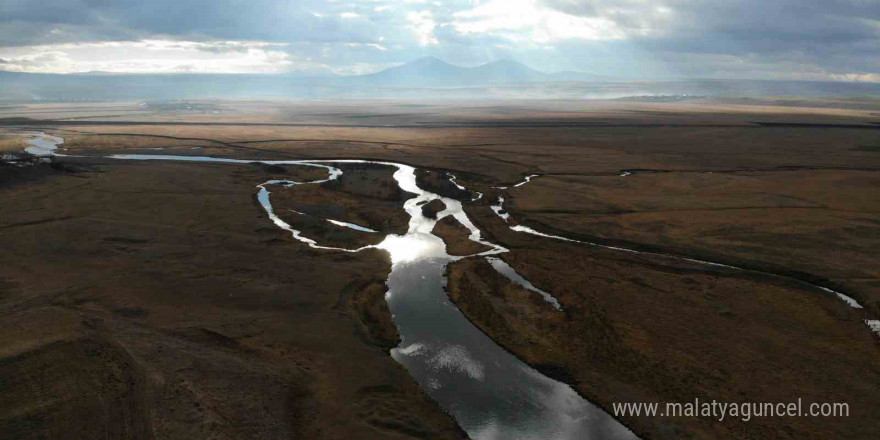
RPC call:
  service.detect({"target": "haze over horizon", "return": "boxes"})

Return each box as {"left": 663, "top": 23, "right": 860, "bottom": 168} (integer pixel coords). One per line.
{"left": 1, "top": 0, "right": 878, "bottom": 83}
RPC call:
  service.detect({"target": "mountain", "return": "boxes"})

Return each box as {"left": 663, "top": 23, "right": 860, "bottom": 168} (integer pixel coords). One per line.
{"left": 354, "top": 57, "right": 465, "bottom": 86}
{"left": 349, "top": 57, "right": 600, "bottom": 86}
{"left": 0, "top": 58, "right": 608, "bottom": 102}
{"left": 3, "top": 59, "right": 879, "bottom": 102}
{"left": 0, "top": 70, "right": 340, "bottom": 101}
{"left": 470, "top": 59, "right": 546, "bottom": 84}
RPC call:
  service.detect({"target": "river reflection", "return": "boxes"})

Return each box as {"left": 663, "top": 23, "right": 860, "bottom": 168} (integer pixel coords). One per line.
{"left": 23, "top": 131, "right": 65, "bottom": 157}
{"left": 369, "top": 163, "right": 634, "bottom": 439}
{"left": 106, "top": 153, "right": 637, "bottom": 440}
{"left": 388, "top": 255, "right": 630, "bottom": 440}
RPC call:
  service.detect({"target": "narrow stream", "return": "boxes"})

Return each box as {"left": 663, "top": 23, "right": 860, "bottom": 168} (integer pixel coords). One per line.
{"left": 491, "top": 194, "right": 867, "bottom": 310}
{"left": 23, "top": 131, "right": 65, "bottom": 157}
{"left": 485, "top": 256, "right": 561, "bottom": 310}
{"left": 0, "top": 131, "right": 66, "bottom": 164}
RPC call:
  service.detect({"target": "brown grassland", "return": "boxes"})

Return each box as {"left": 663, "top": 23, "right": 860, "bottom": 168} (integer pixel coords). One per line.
{"left": 0, "top": 98, "right": 878, "bottom": 439}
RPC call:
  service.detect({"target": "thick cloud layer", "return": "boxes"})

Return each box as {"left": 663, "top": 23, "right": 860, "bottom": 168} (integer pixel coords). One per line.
{"left": 0, "top": 0, "right": 876, "bottom": 81}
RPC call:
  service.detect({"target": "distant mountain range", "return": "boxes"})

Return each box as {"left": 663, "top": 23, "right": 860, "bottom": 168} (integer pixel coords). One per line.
{"left": 350, "top": 57, "right": 607, "bottom": 86}
{"left": 0, "top": 58, "right": 606, "bottom": 101}
{"left": 0, "top": 57, "right": 878, "bottom": 101}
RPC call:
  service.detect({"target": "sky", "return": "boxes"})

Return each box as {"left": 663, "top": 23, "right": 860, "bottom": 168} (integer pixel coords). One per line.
{"left": 0, "top": 0, "right": 877, "bottom": 82}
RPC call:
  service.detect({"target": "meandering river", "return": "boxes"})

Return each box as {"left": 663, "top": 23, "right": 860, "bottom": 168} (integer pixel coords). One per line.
{"left": 18, "top": 131, "right": 878, "bottom": 438}
{"left": 106, "top": 153, "right": 637, "bottom": 440}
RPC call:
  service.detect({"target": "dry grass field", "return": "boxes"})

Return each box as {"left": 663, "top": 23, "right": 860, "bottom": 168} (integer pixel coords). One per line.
{"left": 0, "top": 98, "right": 878, "bottom": 439}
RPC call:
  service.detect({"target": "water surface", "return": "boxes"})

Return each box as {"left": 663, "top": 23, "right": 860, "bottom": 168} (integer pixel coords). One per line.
{"left": 107, "top": 153, "right": 637, "bottom": 440}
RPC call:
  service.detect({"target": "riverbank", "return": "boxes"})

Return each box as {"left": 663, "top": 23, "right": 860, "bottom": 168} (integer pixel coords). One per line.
{"left": 447, "top": 200, "right": 880, "bottom": 439}
{"left": 0, "top": 158, "right": 466, "bottom": 440}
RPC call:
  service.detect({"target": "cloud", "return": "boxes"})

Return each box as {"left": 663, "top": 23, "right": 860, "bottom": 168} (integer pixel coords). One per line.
{"left": 0, "top": 0, "right": 876, "bottom": 81}
{"left": 831, "top": 72, "right": 880, "bottom": 83}
{"left": 539, "top": 0, "right": 880, "bottom": 79}
{"left": 453, "top": 0, "right": 629, "bottom": 42}
{"left": 0, "top": 0, "right": 384, "bottom": 46}
{"left": 0, "top": 40, "right": 295, "bottom": 73}
{"left": 407, "top": 10, "right": 439, "bottom": 46}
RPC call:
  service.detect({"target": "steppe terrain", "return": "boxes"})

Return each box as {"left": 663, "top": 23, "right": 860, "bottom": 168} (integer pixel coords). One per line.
{"left": 1, "top": 98, "right": 878, "bottom": 439}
